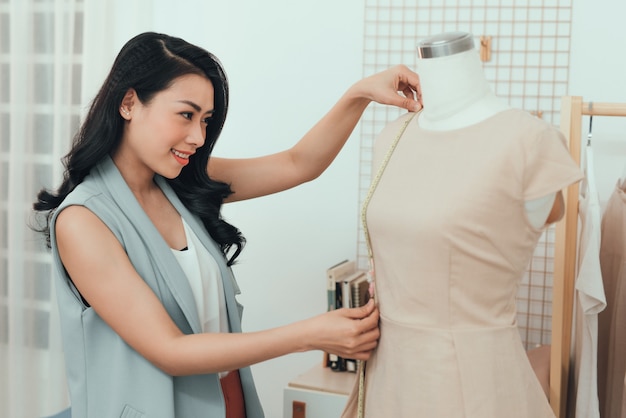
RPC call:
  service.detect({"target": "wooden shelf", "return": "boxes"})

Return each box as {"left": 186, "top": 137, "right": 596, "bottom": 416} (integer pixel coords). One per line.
{"left": 287, "top": 364, "right": 356, "bottom": 396}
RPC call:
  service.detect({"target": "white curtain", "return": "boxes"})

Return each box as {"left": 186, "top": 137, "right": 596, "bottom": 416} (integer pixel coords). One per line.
{"left": 0, "top": 0, "right": 81, "bottom": 416}
{"left": 0, "top": 0, "right": 82, "bottom": 418}
{"left": 0, "top": 1, "right": 153, "bottom": 416}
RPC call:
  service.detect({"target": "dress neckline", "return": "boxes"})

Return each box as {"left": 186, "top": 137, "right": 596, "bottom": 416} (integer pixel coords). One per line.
{"left": 413, "top": 108, "right": 518, "bottom": 135}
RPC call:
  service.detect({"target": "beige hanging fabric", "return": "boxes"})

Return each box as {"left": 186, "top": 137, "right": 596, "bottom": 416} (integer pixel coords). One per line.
{"left": 598, "top": 181, "right": 626, "bottom": 418}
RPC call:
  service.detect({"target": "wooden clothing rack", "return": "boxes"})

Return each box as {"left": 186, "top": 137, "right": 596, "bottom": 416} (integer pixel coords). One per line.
{"left": 551, "top": 96, "right": 626, "bottom": 417}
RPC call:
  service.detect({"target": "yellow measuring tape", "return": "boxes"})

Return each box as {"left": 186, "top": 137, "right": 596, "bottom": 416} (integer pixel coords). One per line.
{"left": 357, "top": 113, "right": 416, "bottom": 418}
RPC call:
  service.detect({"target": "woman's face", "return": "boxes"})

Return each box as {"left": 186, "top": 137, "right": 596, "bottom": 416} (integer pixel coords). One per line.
{"left": 117, "top": 73, "right": 215, "bottom": 180}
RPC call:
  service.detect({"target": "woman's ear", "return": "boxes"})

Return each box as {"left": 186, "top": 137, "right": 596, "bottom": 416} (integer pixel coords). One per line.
{"left": 119, "top": 88, "right": 136, "bottom": 119}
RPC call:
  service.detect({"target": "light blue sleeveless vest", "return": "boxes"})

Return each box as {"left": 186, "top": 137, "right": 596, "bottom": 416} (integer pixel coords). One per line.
{"left": 50, "top": 156, "right": 264, "bottom": 418}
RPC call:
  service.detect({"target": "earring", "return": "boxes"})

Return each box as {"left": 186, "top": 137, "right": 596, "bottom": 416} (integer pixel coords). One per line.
{"left": 121, "top": 108, "right": 130, "bottom": 116}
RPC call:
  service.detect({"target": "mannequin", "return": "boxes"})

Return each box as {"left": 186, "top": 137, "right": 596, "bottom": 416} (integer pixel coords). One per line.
{"left": 416, "top": 32, "right": 509, "bottom": 131}
{"left": 415, "top": 32, "right": 557, "bottom": 229}
{"left": 340, "top": 31, "right": 583, "bottom": 418}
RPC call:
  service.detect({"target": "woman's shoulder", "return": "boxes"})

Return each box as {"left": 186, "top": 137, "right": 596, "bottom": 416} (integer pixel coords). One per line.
{"left": 55, "top": 174, "right": 108, "bottom": 215}
{"left": 52, "top": 171, "right": 124, "bottom": 239}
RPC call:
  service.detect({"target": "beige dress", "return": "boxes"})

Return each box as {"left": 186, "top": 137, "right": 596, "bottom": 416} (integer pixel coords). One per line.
{"left": 342, "top": 109, "right": 583, "bottom": 418}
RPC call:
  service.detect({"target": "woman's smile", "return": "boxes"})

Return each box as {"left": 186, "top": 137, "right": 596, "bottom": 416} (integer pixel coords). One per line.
{"left": 171, "top": 148, "right": 192, "bottom": 166}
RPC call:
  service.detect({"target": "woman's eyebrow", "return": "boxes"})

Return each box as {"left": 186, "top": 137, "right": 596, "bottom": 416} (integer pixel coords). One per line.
{"left": 177, "top": 100, "right": 214, "bottom": 114}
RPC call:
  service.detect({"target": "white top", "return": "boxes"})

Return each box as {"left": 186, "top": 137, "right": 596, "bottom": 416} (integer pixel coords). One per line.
{"left": 171, "top": 218, "right": 229, "bottom": 335}
{"left": 569, "top": 145, "right": 607, "bottom": 418}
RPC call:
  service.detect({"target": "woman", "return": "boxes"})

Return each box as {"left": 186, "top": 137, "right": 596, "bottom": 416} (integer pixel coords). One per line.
{"left": 33, "top": 32, "right": 421, "bottom": 418}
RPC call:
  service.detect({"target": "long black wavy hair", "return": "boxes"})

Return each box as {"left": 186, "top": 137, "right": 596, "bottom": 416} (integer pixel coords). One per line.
{"left": 33, "top": 32, "right": 245, "bottom": 265}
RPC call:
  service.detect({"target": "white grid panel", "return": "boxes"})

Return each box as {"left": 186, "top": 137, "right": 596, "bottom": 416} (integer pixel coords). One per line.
{"left": 357, "top": 0, "right": 573, "bottom": 349}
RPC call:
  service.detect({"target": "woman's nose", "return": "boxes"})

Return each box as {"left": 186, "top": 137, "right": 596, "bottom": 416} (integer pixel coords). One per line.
{"left": 187, "top": 123, "right": 206, "bottom": 148}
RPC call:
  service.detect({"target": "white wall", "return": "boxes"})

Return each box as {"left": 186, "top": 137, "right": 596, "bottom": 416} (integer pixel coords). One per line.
{"left": 569, "top": 0, "right": 626, "bottom": 206}
{"left": 80, "top": 1, "right": 626, "bottom": 417}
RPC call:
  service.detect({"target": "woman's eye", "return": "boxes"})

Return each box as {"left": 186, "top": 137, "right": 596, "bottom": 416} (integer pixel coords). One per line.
{"left": 181, "top": 112, "right": 193, "bottom": 120}
{"left": 202, "top": 116, "right": 213, "bottom": 124}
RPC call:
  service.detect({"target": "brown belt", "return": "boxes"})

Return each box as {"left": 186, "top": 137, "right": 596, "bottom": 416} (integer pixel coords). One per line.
{"left": 220, "top": 370, "right": 247, "bottom": 418}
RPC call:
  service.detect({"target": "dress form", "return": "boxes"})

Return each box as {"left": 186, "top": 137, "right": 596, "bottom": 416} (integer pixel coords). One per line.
{"left": 415, "top": 32, "right": 555, "bottom": 228}
{"left": 416, "top": 32, "right": 510, "bottom": 131}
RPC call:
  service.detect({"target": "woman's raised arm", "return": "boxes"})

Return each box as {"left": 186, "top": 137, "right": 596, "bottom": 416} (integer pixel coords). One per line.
{"left": 208, "top": 65, "right": 422, "bottom": 202}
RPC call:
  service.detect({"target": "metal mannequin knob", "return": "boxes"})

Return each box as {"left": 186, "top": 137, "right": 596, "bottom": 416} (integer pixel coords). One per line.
{"left": 417, "top": 31, "right": 474, "bottom": 59}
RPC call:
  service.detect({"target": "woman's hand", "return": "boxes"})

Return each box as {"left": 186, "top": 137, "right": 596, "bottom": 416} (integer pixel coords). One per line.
{"left": 349, "top": 64, "right": 423, "bottom": 112}
{"left": 303, "top": 299, "right": 380, "bottom": 361}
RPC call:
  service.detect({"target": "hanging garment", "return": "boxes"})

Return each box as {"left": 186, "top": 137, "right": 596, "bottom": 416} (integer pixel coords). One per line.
{"left": 598, "top": 181, "right": 626, "bottom": 418}
{"left": 341, "top": 109, "right": 583, "bottom": 417}
{"left": 619, "top": 163, "right": 626, "bottom": 190}
{"left": 622, "top": 373, "right": 626, "bottom": 418}
{"left": 567, "top": 145, "right": 607, "bottom": 418}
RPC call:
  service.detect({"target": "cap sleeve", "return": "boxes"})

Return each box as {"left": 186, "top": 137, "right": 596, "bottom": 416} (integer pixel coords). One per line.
{"left": 523, "top": 126, "right": 584, "bottom": 200}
